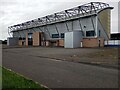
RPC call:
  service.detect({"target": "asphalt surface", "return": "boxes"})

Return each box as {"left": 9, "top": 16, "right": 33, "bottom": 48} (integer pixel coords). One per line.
{"left": 3, "top": 48, "right": 118, "bottom": 88}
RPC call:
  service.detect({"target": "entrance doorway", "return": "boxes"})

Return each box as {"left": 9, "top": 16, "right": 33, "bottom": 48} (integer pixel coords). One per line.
{"left": 28, "top": 33, "right": 33, "bottom": 45}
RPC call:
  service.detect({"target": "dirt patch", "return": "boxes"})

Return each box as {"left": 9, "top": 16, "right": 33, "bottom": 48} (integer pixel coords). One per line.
{"left": 3, "top": 45, "right": 119, "bottom": 68}
{"left": 81, "top": 48, "right": 119, "bottom": 60}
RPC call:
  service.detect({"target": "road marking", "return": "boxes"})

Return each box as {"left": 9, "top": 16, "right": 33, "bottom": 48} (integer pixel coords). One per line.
{"left": 49, "top": 59, "right": 62, "bottom": 62}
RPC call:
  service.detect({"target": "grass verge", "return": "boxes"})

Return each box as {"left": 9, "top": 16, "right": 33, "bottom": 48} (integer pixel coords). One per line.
{"left": 2, "top": 67, "right": 48, "bottom": 90}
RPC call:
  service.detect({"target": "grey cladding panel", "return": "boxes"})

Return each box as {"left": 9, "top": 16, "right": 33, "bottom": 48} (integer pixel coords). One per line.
{"left": 13, "top": 16, "right": 97, "bottom": 39}
{"left": 73, "top": 20, "right": 81, "bottom": 31}
{"left": 66, "top": 21, "right": 72, "bottom": 31}
{"left": 43, "top": 26, "right": 51, "bottom": 40}
{"left": 56, "top": 23, "right": 68, "bottom": 33}
{"left": 47, "top": 25, "right": 58, "bottom": 34}
{"left": 80, "top": 17, "right": 94, "bottom": 31}
{"left": 34, "top": 27, "right": 42, "bottom": 32}
{"left": 13, "top": 32, "right": 19, "bottom": 37}
{"left": 18, "top": 31, "right": 25, "bottom": 37}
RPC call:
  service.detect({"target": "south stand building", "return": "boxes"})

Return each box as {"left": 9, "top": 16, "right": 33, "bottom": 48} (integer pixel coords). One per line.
{"left": 7, "top": 2, "right": 113, "bottom": 48}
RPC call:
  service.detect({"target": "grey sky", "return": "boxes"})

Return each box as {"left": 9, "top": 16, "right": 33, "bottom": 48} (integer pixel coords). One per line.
{"left": 0, "top": 0, "right": 119, "bottom": 40}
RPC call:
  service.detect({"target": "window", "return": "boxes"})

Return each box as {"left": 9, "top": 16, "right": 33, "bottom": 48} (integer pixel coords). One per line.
{"left": 28, "top": 33, "right": 33, "bottom": 38}
{"left": 28, "top": 33, "right": 33, "bottom": 41}
{"left": 19, "top": 37, "right": 26, "bottom": 40}
{"left": 86, "top": 31, "right": 95, "bottom": 37}
{"left": 52, "top": 34, "right": 59, "bottom": 38}
{"left": 99, "top": 30, "right": 101, "bottom": 37}
{"left": 19, "top": 37, "right": 22, "bottom": 40}
{"left": 61, "top": 33, "right": 64, "bottom": 38}
{"left": 23, "top": 37, "right": 26, "bottom": 40}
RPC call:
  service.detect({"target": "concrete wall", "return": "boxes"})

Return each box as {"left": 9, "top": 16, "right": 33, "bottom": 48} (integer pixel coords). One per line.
{"left": 7, "top": 37, "right": 19, "bottom": 46}
{"left": 98, "top": 9, "right": 111, "bottom": 40}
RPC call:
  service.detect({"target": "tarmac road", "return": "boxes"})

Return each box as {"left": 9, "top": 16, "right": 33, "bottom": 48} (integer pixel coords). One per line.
{"left": 3, "top": 49, "right": 118, "bottom": 88}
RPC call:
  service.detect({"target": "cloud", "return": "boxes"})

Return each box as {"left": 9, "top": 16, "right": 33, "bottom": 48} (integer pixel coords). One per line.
{"left": 0, "top": 0, "right": 119, "bottom": 40}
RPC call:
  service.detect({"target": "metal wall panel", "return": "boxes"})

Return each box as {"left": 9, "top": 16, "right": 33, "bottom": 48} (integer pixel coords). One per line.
{"left": 13, "top": 10, "right": 111, "bottom": 41}
{"left": 73, "top": 20, "right": 81, "bottom": 31}
{"left": 7, "top": 37, "right": 19, "bottom": 46}
{"left": 64, "top": 31, "right": 83, "bottom": 48}
{"left": 64, "top": 32, "right": 73, "bottom": 48}
{"left": 14, "top": 16, "right": 97, "bottom": 40}
{"left": 56, "top": 22, "right": 68, "bottom": 33}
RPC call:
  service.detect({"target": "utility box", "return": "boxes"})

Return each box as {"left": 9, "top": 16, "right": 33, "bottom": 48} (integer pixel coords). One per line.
{"left": 64, "top": 31, "right": 83, "bottom": 48}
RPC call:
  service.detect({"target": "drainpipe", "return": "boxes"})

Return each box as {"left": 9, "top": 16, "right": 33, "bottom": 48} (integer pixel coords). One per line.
{"left": 95, "top": 14, "right": 98, "bottom": 38}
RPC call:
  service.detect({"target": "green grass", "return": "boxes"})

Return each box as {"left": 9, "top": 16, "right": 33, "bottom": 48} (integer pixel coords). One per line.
{"left": 2, "top": 67, "right": 48, "bottom": 90}
{"left": 0, "top": 67, "right": 2, "bottom": 89}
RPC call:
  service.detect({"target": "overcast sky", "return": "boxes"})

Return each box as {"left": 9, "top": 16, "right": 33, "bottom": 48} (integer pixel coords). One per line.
{"left": 0, "top": 0, "right": 119, "bottom": 40}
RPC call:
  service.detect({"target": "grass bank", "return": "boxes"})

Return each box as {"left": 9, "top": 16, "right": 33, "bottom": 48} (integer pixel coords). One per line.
{"left": 2, "top": 67, "right": 48, "bottom": 90}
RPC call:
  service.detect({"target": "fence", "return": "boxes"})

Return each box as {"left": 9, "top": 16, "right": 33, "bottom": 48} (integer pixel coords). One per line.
{"left": 105, "top": 40, "right": 120, "bottom": 47}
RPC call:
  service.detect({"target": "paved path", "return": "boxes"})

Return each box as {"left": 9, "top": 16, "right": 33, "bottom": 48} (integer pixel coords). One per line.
{"left": 3, "top": 49, "right": 118, "bottom": 88}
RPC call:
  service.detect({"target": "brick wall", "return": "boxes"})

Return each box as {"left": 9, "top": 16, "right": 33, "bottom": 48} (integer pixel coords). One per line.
{"left": 33, "top": 32, "right": 41, "bottom": 46}
{"left": 26, "top": 32, "right": 28, "bottom": 46}
{"left": 99, "top": 38, "right": 104, "bottom": 47}
{"left": 58, "top": 39, "right": 64, "bottom": 46}
{"left": 83, "top": 38, "right": 104, "bottom": 48}
{"left": 18, "top": 40, "right": 24, "bottom": 46}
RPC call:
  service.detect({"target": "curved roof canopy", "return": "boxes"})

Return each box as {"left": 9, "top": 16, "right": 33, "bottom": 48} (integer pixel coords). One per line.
{"left": 8, "top": 2, "right": 113, "bottom": 32}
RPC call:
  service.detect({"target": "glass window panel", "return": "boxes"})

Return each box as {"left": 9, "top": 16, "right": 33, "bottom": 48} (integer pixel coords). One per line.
{"left": 86, "top": 31, "right": 95, "bottom": 37}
